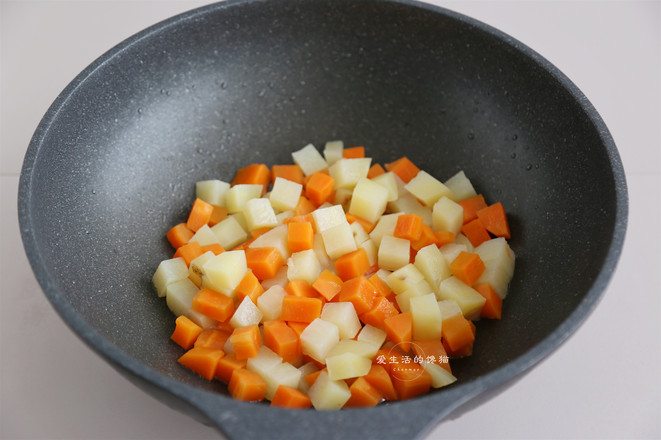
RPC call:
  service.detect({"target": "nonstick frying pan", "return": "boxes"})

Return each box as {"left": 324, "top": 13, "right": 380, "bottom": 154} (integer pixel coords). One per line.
{"left": 18, "top": 0, "right": 627, "bottom": 439}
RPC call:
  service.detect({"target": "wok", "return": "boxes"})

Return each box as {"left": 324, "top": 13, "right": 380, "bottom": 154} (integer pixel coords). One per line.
{"left": 18, "top": 0, "right": 627, "bottom": 439}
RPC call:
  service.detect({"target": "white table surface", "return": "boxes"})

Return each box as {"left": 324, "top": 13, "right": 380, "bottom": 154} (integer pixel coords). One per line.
{"left": 1, "top": 1, "right": 659, "bottom": 439}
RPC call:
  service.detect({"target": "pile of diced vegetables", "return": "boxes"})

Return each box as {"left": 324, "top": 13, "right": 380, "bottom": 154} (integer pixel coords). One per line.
{"left": 153, "top": 141, "right": 515, "bottom": 409}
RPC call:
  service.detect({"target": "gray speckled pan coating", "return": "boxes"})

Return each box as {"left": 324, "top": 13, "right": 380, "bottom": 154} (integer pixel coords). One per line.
{"left": 18, "top": 0, "right": 627, "bottom": 439}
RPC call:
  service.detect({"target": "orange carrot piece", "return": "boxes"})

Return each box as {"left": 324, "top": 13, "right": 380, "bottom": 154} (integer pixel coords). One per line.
{"left": 461, "top": 218, "right": 491, "bottom": 247}
{"left": 367, "top": 163, "right": 386, "bottom": 179}
{"left": 383, "top": 312, "right": 413, "bottom": 352}
{"left": 200, "top": 243, "right": 225, "bottom": 255}
{"left": 450, "top": 251, "right": 486, "bottom": 286}
{"left": 229, "top": 368, "right": 267, "bottom": 402}
{"left": 305, "top": 171, "right": 335, "bottom": 206}
{"left": 474, "top": 283, "right": 502, "bottom": 319}
{"left": 359, "top": 296, "right": 400, "bottom": 330}
{"left": 186, "top": 198, "right": 214, "bottom": 232}
{"left": 287, "top": 221, "right": 314, "bottom": 253}
{"left": 263, "top": 319, "right": 301, "bottom": 364}
{"left": 271, "top": 164, "right": 304, "bottom": 185}
{"left": 338, "top": 276, "right": 377, "bottom": 315}
{"left": 173, "top": 240, "right": 204, "bottom": 267}
{"left": 394, "top": 213, "right": 424, "bottom": 242}
{"left": 411, "top": 339, "right": 452, "bottom": 373}
{"left": 312, "top": 270, "right": 343, "bottom": 301}
{"left": 364, "top": 364, "right": 398, "bottom": 401}
{"left": 235, "top": 271, "right": 265, "bottom": 304}
{"left": 171, "top": 315, "right": 203, "bottom": 349}
{"left": 342, "top": 146, "right": 365, "bottom": 158}
{"left": 229, "top": 325, "right": 262, "bottom": 360}
{"left": 208, "top": 205, "right": 229, "bottom": 226}
{"left": 434, "top": 230, "right": 456, "bottom": 247}
{"left": 294, "top": 196, "right": 316, "bottom": 216}
{"left": 304, "top": 369, "right": 324, "bottom": 387}
{"left": 389, "top": 362, "right": 431, "bottom": 400}
{"left": 411, "top": 223, "right": 440, "bottom": 251}
{"left": 344, "top": 376, "right": 383, "bottom": 407}
{"left": 232, "top": 163, "right": 270, "bottom": 194}
{"left": 476, "top": 202, "right": 511, "bottom": 239}
{"left": 178, "top": 347, "right": 224, "bottom": 381}
{"left": 166, "top": 223, "right": 194, "bottom": 249}
{"left": 384, "top": 157, "right": 420, "bottom": 183}
{"left": 287, "top": 321, "right": 309, "bottom": 340}
{"left": 458, "top": 194, "right": 488, "bottom": 224}
{"left": 280, "top": 296, "right": 323, "bottom": 323}
{"left": 271, "top": 385, "right": 312, "bottom": 409}
{"left": 192, "top": 287, "right": 235, "bottom": 322}
{"left": 367, "top": 274, "right": 392, "bottom": 297}
{"left": 285, "top": 279, "right": 318, "bottom": 298}
{"left": 345, "top": 213, "right": 376, "bottom": 233}
{"left": 194, "top": 328, "right": 230, "bottom": 350}
{"left": 215, "top": 354, "right": 247, "bottom": 383}
{"left": 441, "top": 314, "right": 476, "bottom": 353}
{"left": 245, "top": 246, "right": 285, "bottom": 281}
{"left": 334, "top": 248, "right": 371, "bottom": 281}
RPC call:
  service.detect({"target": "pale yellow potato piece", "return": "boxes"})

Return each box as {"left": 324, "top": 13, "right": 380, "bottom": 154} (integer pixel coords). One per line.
{"left": 229, "top": 296, "right": 263, "bottom": 328}
{"left": 287, "top": 249, "right": 322, "bottom": 285}
{"left": 210, "top": 216, "right": 247, "bottom": 250}
{"left": 165, "top": 278, "right": 215, "bottom": 328}
{"left": 269, "top": 177, "right": 303, "bottom": 212}
{"left": 189, "top": 224, "right": 222, "bottom": 247}
{"left": 410, "top": 293, "right": 443, "bottom": 340}
{"left": 348, "top": 177, "right": 389, "bottom": 224}
{"left": 377, "top": 235, "right": 410, "bottom": 271}
{"left": 437, "top": 276, "right": 486, "bottom": 320}
{"left": 328, "top": 158, "right": 372, "bottom": 189}
{"left": 188, "top": 251, "right": 215, "bottom": 287}
{"left": 202, "top": 249, "right": 247, "bottom": 294}
{"left": 422, "top": 361, "right": 458, "bottom": 388}
{"left": 243, "top": 197, "right": 278, "bottom": 231}
{"left": 404, "top": 170, "right": 454, "bottom": 207}
{"left": 443, "top": 170, "right": 477, "bottom": 202}
{"left": 249, "top": 224, "right": 290, "bottom": 260}
{"left": 323, "top": 140, "right": 344, "bottom": 166}
{"left": 195, "top": 179, "right": 230, "bottom": 206}
{"left": 387, "top": 193, "right": 433, "bottom": 226}
{"left": 225, "top": 184, "right": 263, "bottom": 213}
{"left": 308, "top": 370, "right": 351, "bottom": 410}
{"left": 320, "top": 223, "right": 357, "bottom": 259}
{"left": 414, "top": 244, "right": 451, "bottom": 294}
{"left": 311, "top": 204, "right": 347, "bottom": 232}
{"left": 321, "top": 302, "right": 361, "bottom": 340}
{"left": 370, "top": 171, "right": 399, "bottom": 202}
{"left": 153, "top": 257, "right": 189, "bottom": 298}
{"left": 300, "top": 318, "right": 340, "bottom": 363}
{"left": 292, "top": 143, "right": 328, "bottom": 176}
{"left": 257, "top": 285, "right": 288, "bottom": 321}
{"left": 432, "top": 196, "right": 463, "bottom": 235}
{"left": 326, "top": 352, "right": 372, "bottom": 381}
{"left": 262, "top": 362, "right": 303, "bottom": 400}
{"left": 369, "top": 213, "right": 402, "bottom": 247}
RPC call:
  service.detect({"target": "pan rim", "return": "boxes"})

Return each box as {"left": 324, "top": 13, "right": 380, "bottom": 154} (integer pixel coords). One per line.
{"left": 17, "top": 0, "right": 628, "bottom": 436}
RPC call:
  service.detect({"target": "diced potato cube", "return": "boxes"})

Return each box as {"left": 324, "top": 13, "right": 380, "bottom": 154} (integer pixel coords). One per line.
{"left": 300, "top": 318, "right": 340, "bottom": 363}
{"left": 195, "top": 179, "right": 230, "bottom": 206}
{"left": 395, "top": 286, "right": 429, "bottom": 313}
{"left": 225, "top": 184, "right": 263, "bottom": 213}
{"left": 334, "top": 187, "right": 353, "bottom": 209}
{"left": 230, "top": 296, "right": 264, "bottom": 328}
{"left": 249, "top": 224, "right": 290, "bottom": 260}
{"left": 359, "top": 238, "right": 378, "bottom": 266}
{"left": 439, "top": 243, "right": 469, "bottom": 264}
{"left": 246, "top": 345, "right": 283, "bottom": 377}
{"left": 432, "top": 196, "right": 463, "bottom": 235}
{"left": 153, "top": 257, "right": 189, "bottom": 297}
{"left": 356, "top": 324, "right": 387, "bottom": 349}
{"left": 190, "top": 224, "right": 222, "bottom": 247}
{"left": 476, "top": 264, "right": 512, "bottom": 299}
{"left": 349, "top": 177, "right": 389, "bottom": 224}
{"left": 443, "top": 170, "right": 477, "bottom": 202}
{"left": 414, "top": 244, "right": 451, "bottom": 294}
{"left": 410, "top": 293, "right": 443, "bottom": 340}
{"left": 437, "top": 276, "right": 486, "bottom": 320}
{"left": 453, "top": 233, "right": 475, "bottom": 253}
{"left": 388, "top": 193, "right": 433, "bottom": 226}
{"left": 321, "top": 302, "right": 361, "bottom": 340}
{"left": 243, "top": 197, "right": 278, "bottom": 231}
{"left": 378, "top": 235, "right": 411, "bottom": 271}
{"left": 313, "top": 233, "right": 333, "bottom": 271}
{"left": 404, "top": 170, "right": 454, "bottom": 207}
{"left": 369, "top": 213, "right": 402, "bottom": 247}
{"left": 326, "top": 352, "right": 372, "bottom": 381}
{"left": 320, "top": 223, "right": 357, "bottom": 259}
{"left": 311, "top": 204, "right": 346, "bottom": 232}
{"left": 257, "top": 285, "right": 288, "bottom": 321}
{"left": 475, "top": 237, "right": 515, "bottom": 279}
{"left": 269, "top": 177, "right": 303, "bottom": 212}
{"left": 188, "top": 251, "right": 215, "bottom": 287}
{"left": 328, "top": 158, "right": 372, "bottom": 189}
{"left": 165, "top": 278, "right": 215, "bottom": 328}
{"left": 422, "top": 361, "right": 457, "bottom": 388}
{"left": 297, "top": 361, "right": 321, "bottom": 393}
{"left": 308, "top": 370, "right": 351, "bottom": 410}
{"left": 323, "top": 140, "right": 344, "bottom": 166}
{"left": 275, "top": 210, "right": 294, "bottom": 224}
{"left": 371, "top": 171, "right": 399, "bottom": 202}
{"left": 202, "top": 250, "right": 247, "bottom": 294}
{"left": 262, "top": 361, "right": 303, "bottom": 400}
{"left": 326, "top": 339, "right": 378, "bottom": 359}
{"left": 350, "top": 221, "right": 370, "bottom": 246}
{"left": 287, "top": 249, "right": 322, "bottom": 285}
{"left": 437, "top": 299, "right": 462, "bottom": 320}
{"left": 292, "top": 144, "right": 328, "bottom": 176}
{"left": 210, "top": 216, "right": 247, "bottom": 250}
{"left": 385, "top": 264, "right": 426, "bottom": 294}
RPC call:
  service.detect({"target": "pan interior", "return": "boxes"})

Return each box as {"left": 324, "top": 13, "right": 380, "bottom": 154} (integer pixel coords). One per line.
{"left": 25, "top": 0, "right": 618, "bottom": 396}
